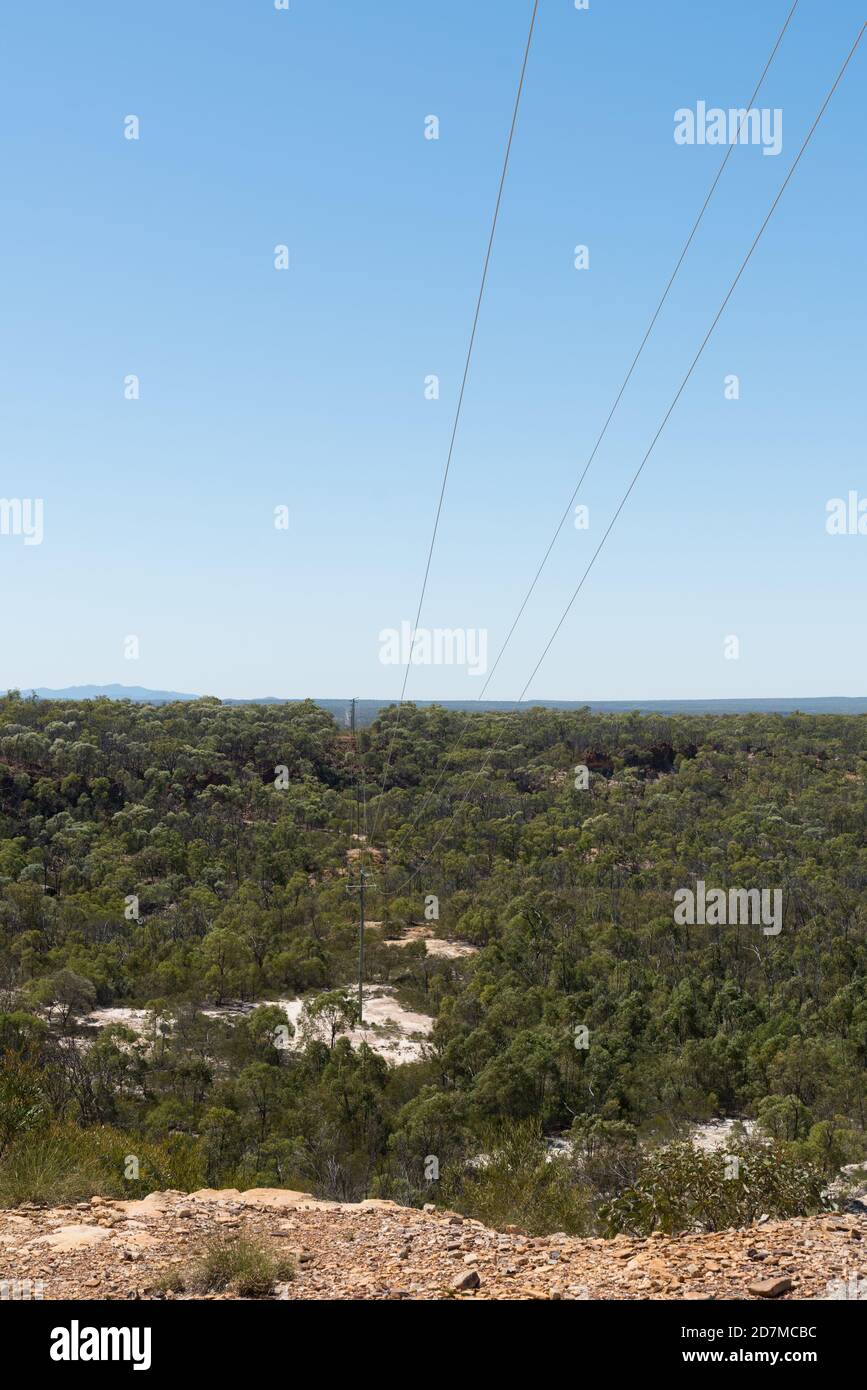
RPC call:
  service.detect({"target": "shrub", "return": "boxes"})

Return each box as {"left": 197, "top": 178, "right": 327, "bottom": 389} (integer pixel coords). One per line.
{"left": 0, "top": 1121, "right": 204, "bottom": 1206}
{"left": 160, "top": 1237, "right": 295, "bottom": 1298}
{"left": 796, "top": 1118, "right": 866, "bottom": 1176}
{"left": 568, "top": 1115, "right": 641, "bottom": 1198}
{"left": 441, "top": 1120, "right": 590, "bottom": 1235}
{"left": 0, "top": 1052, "right": 46, "bottom": 1161}
{"left": 600, "top": 1140, "right": 828, "bottom": 1236}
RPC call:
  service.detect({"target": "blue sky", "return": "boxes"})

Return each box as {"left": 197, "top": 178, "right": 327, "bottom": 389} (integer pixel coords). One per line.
{"left": 1, "top": 0, "right": 864, "bottom": 701}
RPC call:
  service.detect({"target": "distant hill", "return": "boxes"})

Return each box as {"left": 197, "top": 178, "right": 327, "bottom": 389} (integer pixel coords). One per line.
{"left": 6, "top": 686, "right": 867, "bottom": 724}
{"left": 16, "top": 684, "right": 201, "bottom": 704}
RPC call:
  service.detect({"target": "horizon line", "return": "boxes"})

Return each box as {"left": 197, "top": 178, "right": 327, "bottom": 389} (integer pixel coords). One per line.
{"left": 5, "top": 685, "right": 867, "bottom": 708}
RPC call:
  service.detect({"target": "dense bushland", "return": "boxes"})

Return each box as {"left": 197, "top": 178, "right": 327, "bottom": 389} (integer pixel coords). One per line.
{"left": 0, "top": 692, "right": 864, "bottom": 1230}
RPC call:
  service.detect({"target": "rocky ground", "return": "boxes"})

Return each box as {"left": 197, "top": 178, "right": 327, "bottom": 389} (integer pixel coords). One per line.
{"left": 0, "top": 1188, "right": 864, "bottom": 1301}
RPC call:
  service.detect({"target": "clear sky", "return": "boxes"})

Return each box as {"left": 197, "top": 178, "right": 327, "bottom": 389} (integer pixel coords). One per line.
{"left": 1, "top": 0, "right": 864, "bottom": 701}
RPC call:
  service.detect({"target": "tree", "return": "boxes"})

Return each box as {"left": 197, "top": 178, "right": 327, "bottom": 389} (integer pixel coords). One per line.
{"left": 28, "top": 970, "right": 97, "bottom": 1030}
{"left": 200, "top": 930, "right": 252, "bottom": 1004}
{"left": 300, "top": 992, "right": 360, "bottom": 1050}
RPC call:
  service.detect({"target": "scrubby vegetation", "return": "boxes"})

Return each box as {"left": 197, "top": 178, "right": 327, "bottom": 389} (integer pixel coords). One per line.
{"left": 0, "top": 691, "right": 864, "bottom": 1231}
{"left": 599, "top": 1140, "right": 828, "bottom": 1237}
{"left": 158, "top": 1236, "right": 295, "bottom": 1298}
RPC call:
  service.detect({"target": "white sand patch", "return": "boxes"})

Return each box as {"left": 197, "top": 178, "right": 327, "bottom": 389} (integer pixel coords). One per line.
{"left": 83, "top": 987, "right": 432, "bottom": 1064}
{"left": 347, "top": 987, "right": 433, "bottom": 1062}
{"left": 383, "top": 925, "right": 478, "bottom": 959}
{"left": 688, "top": 1118, "right": 757, "bottom": 1153}
{"left": 540, "top": 1119, "right": 760, "bottom": 1166}
{"left": 200, "top": 998, "right": 306, "bottom": 1029}
{"left": 83, "top": 1006, "right": 161, "bottom": 1034}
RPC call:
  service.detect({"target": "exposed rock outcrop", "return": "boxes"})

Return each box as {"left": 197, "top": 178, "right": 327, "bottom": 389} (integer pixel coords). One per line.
{"left": 1, "top": 1190, "right": 864, "bottom": 1301}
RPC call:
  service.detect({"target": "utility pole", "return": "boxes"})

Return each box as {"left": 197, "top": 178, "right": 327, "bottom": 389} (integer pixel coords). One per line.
{"left": 347, "top": 695, "right": 370, "bottom": 1024}
{"left": 357, "top": 864, "right": 365, "bottom": 1022}
{"left": 346, "top": 864, "right": 374, "bottom": 1025}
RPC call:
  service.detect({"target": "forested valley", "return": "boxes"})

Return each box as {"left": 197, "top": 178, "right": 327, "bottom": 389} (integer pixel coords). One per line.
{"left": 0, "top": 691, "right": 864, "bottom": 1235}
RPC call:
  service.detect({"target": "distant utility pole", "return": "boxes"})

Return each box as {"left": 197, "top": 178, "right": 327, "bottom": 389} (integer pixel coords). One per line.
{"left": 346, "top": 863, "right": 373, "bottom": 1024}
{"left": 347, "top": 695, "right": 368, "bottom": 1022}
{"left": 357, "top": 864, "right": 365, "bottom": 1022}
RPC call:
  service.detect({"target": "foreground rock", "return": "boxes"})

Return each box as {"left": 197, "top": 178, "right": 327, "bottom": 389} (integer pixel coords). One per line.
{"left": 0, "top": 1191, "right": 863, "bottom": 1301}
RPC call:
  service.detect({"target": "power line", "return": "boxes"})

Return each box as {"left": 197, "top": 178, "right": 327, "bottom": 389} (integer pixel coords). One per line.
{"left": 382, "top": 20, "right": 865, "bottom": 899}
{"left": 369, "top": 0, "right": 540, "bottom": 845}
{"left": 387, "top": 0, "right": 800, "bottom": 840}
{"left": 346, "top": 696, "right": 374, "bottom": 1021}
